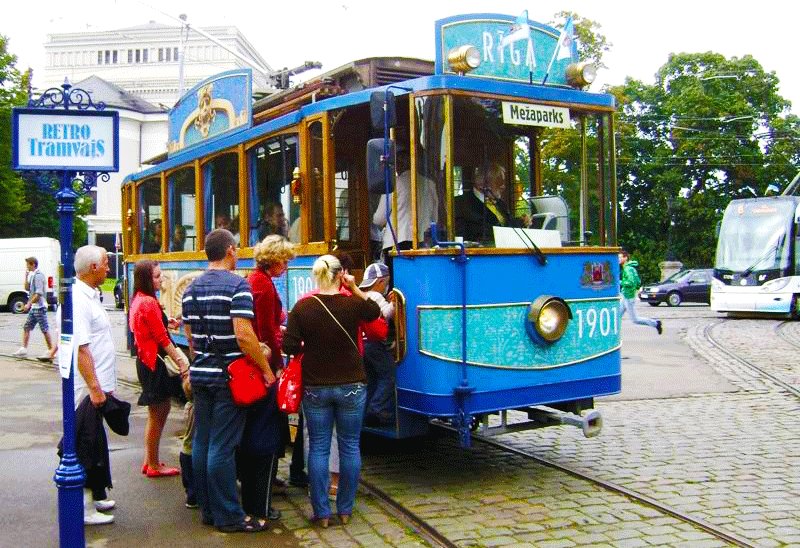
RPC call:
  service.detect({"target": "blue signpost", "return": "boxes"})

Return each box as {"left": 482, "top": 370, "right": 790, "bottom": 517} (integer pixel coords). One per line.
{"left": 12, "top": 80, "right": 119, "bottom": 547}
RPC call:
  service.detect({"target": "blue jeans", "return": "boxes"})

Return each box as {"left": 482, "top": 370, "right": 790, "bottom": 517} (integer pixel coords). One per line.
{"left": 621, "top": 297, "right": 659, "bottom": 329}
{"left": 302, "top": 382, "right": 367, "bottom": 519}
{"left": 192, "top": 384, "right": 246, "bottom": 527}
{"left": 364, "top": 341, "right": 396, "bottom": 422}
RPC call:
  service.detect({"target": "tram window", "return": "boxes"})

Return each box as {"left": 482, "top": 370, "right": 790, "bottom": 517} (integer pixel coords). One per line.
{"left": 248, "top": 134, "right": 299, "bottom": 246}
{"left": 308, "top": 121, "right": 325, "bottom": 242}
{"left": 413, "top": 96, "right": 447, "bottom": 245}
{"left": 138, "top": 177, "right": 163, "bottom": 253}
{"left": 335, "top": 162, "right": 361, "bottom": 243}
{"left": 203, "top": 152, "right": 240, "bottom": 244}
{"left": 168, "top": 167, "right": 196, "bottom": 252}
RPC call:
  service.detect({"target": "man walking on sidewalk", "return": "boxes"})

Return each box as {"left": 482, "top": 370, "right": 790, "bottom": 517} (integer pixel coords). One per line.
{"left": 12, "top": 257, "right": 53, "bottom": 360}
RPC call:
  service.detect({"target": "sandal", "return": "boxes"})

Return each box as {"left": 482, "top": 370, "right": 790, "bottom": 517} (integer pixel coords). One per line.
{"left": 218, "top": 515, "right": 268, "bottom": 533}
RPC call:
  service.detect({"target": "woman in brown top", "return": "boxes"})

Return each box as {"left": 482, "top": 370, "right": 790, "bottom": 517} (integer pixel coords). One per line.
{"left": 283, "top": 254, "right": 380, "bottom": 528}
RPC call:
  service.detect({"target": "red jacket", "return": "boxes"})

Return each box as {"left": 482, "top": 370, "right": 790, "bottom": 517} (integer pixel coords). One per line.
{"left": 247, "top": 268, "right": 285, "bottom": 373}
{"left": 129, "top": 292, "right": 172, "bottom": 370}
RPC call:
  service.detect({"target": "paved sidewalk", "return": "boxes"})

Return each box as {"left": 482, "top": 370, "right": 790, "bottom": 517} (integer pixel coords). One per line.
{"left": 0, "top": 353, "right": 422, "bottom": 547}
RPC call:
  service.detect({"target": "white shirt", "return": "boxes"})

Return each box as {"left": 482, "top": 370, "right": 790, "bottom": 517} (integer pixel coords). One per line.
{"left": 373, "top": 171, "right": 438, "bottom": 248}
{"left": 365, "top": 290, "right": 395, "bottom": 320}
{"left": 72, "top": 278, "right": 116, "bottom": 397}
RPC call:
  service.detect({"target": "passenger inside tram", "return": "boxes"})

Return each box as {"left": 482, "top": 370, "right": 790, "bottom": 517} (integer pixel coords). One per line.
{"left": 454, "top": 163, "right": 516, "bottom": 244}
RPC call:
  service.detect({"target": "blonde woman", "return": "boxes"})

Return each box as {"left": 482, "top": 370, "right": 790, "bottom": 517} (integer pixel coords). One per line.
{"left": 283, "top": 255, "right": 380, "bottom": 528}
{"left": 240, "top": 235, "right": 297, "bottom": 521}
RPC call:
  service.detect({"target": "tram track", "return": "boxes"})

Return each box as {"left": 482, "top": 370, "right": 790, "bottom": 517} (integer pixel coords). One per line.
{"left": 358, "top": 478, "right": 457, "bottom": 548}
{"left": 775, "top": 320, "right": 800, "bottom": 350}
{"left": 428, "top": 424, "right": 756, "bottom": 548}
{"left": 705, "top": 319, "right": 800, "bottom": 400}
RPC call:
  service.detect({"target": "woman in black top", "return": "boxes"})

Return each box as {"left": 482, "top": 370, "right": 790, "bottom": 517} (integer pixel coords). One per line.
{"left": 283, "top": 254, "right": 379, "bottom": 528}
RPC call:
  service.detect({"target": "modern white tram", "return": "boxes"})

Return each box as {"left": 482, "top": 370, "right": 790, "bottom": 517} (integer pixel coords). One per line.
{"left": 711, "top": 195, "right": 800, "bottom": 317}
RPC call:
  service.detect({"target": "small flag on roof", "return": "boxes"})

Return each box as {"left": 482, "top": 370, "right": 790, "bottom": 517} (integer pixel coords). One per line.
{"left": 556, "top": 16, "right": 575, "bottom": 60}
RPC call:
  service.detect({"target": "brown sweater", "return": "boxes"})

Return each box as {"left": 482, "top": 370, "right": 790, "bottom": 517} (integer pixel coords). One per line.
{"left": 283, "top": 293, "right": 380, "bottom": 386}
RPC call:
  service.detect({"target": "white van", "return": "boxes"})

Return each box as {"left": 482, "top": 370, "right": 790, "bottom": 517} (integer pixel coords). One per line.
{"left": 0, "top": 238, "right": 60, "bottom": 313}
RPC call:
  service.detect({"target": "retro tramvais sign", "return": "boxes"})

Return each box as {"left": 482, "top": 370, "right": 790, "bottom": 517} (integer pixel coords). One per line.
{"left": 12, "top": 109, "right": 119, "bottom": 172}
{"left": 434, "top": 12, "right": 577, "bottom": 86}
{"left": 167, "top": 68, "right": 252, "bottom": 157}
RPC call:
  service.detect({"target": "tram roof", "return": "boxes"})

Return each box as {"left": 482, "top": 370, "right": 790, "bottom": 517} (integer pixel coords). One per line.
{"left": 126, "top": 56, "right": 615, "bottom": 183}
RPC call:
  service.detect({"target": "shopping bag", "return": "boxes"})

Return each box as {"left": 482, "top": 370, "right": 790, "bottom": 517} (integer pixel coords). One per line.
{"left": 277, "top": 354, "right": 303, "bottom": 414}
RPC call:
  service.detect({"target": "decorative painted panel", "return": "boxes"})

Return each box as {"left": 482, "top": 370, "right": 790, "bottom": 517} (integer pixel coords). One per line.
{"left": 418, "top": 297, "right": 620, "bottom": 368}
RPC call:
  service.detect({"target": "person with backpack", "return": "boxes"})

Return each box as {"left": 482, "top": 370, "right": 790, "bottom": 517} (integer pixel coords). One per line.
{"left": 619, "top": 250, "right": 662, "bottom": 334}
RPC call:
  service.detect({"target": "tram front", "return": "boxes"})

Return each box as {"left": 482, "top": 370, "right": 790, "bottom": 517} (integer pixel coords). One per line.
{"left": 370, "top": 14, "right": 621, "bottom": 447}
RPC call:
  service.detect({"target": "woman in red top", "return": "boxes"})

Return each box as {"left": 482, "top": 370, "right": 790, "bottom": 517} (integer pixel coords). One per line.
{"left": 129, "top": 260, "right": 189, "bottom": 477}
{"left": 240, "top": 235, "right": 297, "bottom": 521}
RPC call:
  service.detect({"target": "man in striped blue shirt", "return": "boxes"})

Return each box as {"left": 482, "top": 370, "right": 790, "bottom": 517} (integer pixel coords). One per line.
{"left": 182, "top": 229, "right": 275, "bottom": 532}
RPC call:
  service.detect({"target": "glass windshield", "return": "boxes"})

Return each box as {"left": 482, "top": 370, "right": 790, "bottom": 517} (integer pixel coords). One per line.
{"left": 448, "top": 96, "right": 612, "bottom": 247}
{"left": 665, "top": 270, "right": 691, "bottom": 283}
{"left": 715, "top": 200, "right": 794, "bottom": 272}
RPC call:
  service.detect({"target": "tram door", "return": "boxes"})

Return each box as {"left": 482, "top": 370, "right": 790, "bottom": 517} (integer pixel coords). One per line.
{"left": 331, "top": 104, "right": 375, "bottom": 272}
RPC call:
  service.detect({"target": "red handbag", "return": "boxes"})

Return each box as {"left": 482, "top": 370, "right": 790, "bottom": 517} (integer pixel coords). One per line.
{"left": 227, "top": 356, "right": 268, "bottom": 406}
{"left": 277, "top": 353, "right": 303, "bottom": 413}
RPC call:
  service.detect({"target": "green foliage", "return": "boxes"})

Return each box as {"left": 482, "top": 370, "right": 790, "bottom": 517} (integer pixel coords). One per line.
{"left": 610, "top": 52, "right": 800, "bottom": 274}
{"left": 0, "top": 35, "right": 92, "bottom": 248}
{"left": 0, "top": 34, "right": 32, "bottom": 229}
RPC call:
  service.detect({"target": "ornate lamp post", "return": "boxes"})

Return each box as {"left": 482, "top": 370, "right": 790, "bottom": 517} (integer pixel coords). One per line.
{"left": 14, "top": 79, "right": 117, "bottom": 547}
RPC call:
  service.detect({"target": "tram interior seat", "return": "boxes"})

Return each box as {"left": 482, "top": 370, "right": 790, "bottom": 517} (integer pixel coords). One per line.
{"left": 529, "top": 195, "right": 570, "bottom": 244}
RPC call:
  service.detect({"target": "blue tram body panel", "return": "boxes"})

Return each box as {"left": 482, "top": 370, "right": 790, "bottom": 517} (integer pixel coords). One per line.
{"left": 391, "top": 252, "right": 621, "bottom": 418}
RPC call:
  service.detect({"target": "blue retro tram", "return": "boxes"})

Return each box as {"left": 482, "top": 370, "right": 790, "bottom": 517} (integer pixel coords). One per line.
{"left": 121, "top": 13, "right": 621, "bottom": 446}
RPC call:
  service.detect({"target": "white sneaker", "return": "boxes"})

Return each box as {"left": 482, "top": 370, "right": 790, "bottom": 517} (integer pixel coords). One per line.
{"left": 84, "top": 510, "right": 114, "bottom": 525}
{"left": 12, "top": 347, "right": 27, "bottom": 358}
{"left": 94, "top": 499, "right": 116, "bottom": 512}
{"left": 37, "top": 354, "right": 53, "bottom": 362}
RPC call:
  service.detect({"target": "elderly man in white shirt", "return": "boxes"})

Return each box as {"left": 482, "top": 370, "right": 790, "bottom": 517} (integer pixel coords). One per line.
{"left": 72, "top": 245, "right": 118, "bottom": 526}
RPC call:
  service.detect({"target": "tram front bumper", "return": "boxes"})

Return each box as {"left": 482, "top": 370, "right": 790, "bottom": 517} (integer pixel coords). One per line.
{"left": 710, "top": 289, "right": 793, "bottom": 314}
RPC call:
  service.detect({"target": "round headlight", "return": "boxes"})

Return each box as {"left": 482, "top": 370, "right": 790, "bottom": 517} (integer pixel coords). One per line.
{"left": 448, "top": 45, "right": 481, "bottom": 74}
{"left": 565, "top": 62, "right": 597, "bottom": 88}
{"left": 526, "top": 296, "right": 572, "bottom": 345}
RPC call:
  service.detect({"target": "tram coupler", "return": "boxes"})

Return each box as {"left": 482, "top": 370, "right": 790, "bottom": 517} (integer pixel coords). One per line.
{"left": 475, "top": 407, "right": 603, "bottom": 438}
{"left": 532, "top": 407, "right": 603, "bottom": 438}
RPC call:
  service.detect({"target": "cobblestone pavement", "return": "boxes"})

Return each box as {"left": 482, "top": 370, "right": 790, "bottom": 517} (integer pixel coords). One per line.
{"left": 3, "top": 305, "right": 800, "bottom": 546}
{"left": 480, "top": 311, "right": 800, "bottom": 547}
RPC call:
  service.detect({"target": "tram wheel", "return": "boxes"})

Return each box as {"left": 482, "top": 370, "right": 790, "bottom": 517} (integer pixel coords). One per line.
{"left": 666, "top": 291, "right": 682, "bottom": 307}
{"left": 791, "top": 294, "right": 800, "bottom": 320}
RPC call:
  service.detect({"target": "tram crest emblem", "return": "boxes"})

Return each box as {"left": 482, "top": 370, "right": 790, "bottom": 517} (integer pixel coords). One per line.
{"left": 580, "top": 261, "right": 613, "bottom": 289}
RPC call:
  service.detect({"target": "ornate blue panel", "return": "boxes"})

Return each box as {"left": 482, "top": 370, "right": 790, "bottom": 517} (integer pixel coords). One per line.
{"left": 418, "top": 297, "right": 620, "bottom": 368}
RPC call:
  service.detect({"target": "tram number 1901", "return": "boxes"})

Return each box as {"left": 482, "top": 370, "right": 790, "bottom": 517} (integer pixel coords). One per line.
{"left": 574, "top": 305, "right": 619, "bottom": 339}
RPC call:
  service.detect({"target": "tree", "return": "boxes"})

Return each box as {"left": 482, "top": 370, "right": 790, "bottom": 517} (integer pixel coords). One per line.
{"left": 0, "top": 35, "right": 91, "bottom": 245}
{"left": 610, "top": 52, "right": 800, "bottom": 281}
{"left": 0, "top": 34, "right": 32, "bottom": 229}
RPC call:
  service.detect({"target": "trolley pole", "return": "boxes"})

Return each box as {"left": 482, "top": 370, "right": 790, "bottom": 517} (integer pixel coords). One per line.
{"left": 12, "top": 79, "right": 119, "bottom": 547}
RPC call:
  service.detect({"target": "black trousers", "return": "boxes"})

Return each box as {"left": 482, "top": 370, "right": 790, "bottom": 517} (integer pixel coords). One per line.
{"left": 289, "top": 411, "right": 304, "bottom": 480}
{"left": 239, "top": 452, "right": 277, "bottom": 519}
{"left": 180, "top": 452, "right": 195, "bottom": 501}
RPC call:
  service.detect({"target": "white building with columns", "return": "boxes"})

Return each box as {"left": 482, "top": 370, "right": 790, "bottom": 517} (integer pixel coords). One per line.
{"left": 38, "top": 22, "right": 273, "bottom": 251}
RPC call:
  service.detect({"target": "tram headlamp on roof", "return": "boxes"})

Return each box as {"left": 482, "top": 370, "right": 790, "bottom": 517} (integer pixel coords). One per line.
{"left": 526, "top": 295, "right": 572, "bottom": 346}
{"left": 565, "top": 62, "right": 597, "bottom": 89}
{"left": 447, "top": 45, "right": 481, "bottom": 74}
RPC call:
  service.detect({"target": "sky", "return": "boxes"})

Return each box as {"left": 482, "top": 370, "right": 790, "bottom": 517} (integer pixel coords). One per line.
{"left": 4, "top": 0, "right": 799, "bottom": 114}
